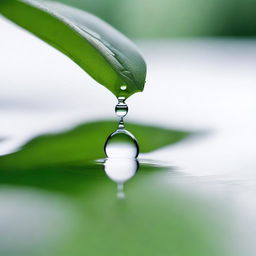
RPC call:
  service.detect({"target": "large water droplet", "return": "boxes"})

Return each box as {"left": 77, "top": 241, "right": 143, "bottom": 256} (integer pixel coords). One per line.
{"left": 115, "top": 97, "right": 128, "bottom": 118}
{"left": 104, "top": 129, "right": 139, "bottom": 158}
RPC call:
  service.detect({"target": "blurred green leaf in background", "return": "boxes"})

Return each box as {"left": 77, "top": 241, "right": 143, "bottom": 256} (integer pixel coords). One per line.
{"left": 0, "top": 164, "right": 226, "bottom": 256}
{"left": 55, "top": 0, "right": 256, "bottom": 38}
{"left": 0, "top": 120, "right": 191, "bottom": 170}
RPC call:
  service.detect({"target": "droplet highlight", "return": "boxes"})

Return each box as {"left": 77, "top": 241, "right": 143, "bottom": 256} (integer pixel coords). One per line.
{"left": 120, "top": 85, "right": 127, "bottom": 91}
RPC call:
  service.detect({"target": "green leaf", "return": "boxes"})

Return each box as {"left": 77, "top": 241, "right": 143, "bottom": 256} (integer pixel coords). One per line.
{"left": 0, "top": 0, "right": 146, "bottom": 97}
{"left": 0, "top": 120, "right": 191, "bottom": 170}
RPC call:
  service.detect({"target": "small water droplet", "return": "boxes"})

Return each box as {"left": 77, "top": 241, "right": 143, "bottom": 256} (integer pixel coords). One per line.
{"left": 120, "top": 85, "right": 127, "bottom": 91}
{"left": 104, "top": 129, "right": 139, "bottom": 158}
{"left": 118, "top": 118, "right": 125, "bottom": 129}
{"left": 115, "top": 97, "right": 128, "bottom": 118}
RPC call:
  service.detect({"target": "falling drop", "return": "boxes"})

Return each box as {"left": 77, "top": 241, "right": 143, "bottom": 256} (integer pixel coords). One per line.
{"left": 104, "top": 129, "right": 139, "bottom": 158}
{"left": 115, "top": 97, "right": 128, "bottom": 118}
{"left": 105, "top": 97, "right": 139, "bottom": 158}
{"left": 104, "top": 96, "right": 140, "bottom": 198}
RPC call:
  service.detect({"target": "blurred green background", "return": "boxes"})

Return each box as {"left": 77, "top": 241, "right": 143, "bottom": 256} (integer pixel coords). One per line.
{"left": 53, "top": 0, "right": 256, "bottom": 38}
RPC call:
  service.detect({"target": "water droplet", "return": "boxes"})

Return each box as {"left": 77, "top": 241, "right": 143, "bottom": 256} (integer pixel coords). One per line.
{"left": 115, "top": 97, "right": 128, "bottom": 118}
{"left": 104, "top": 129, "right": 139, "bottom": 158}
{"left": 103, "top": 95, "right": 140, "bottom": 198}
{"left": 120, "top": 85, "right": 127, "bottom": 91}
{"left": 118, "top": 118, "right": 125, "bottom": 129}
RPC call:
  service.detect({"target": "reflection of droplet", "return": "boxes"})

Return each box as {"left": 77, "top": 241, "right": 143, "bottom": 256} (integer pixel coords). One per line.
{"left": 104, "top": 158, "right": 139, "bottom": 199}
{"left": 117, "top": 183, "right": 125, "bottom": 199}
{"left": 120, "top": 85, "right": 127, "bottom": 91}
{"left": 104, "top": 158, "right": 138, "bottom": 183}
{"left": 115, "top": 97, "right": 128, "bottom": 118}
{"left": 104, "top": 129, "right": 139, "bottom": 158}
